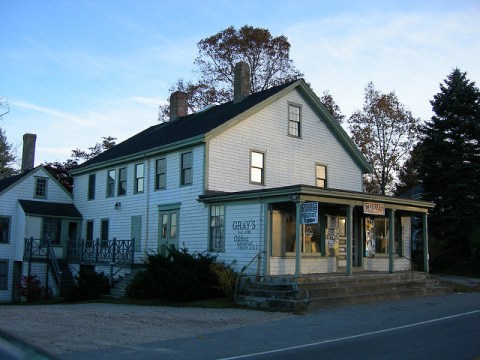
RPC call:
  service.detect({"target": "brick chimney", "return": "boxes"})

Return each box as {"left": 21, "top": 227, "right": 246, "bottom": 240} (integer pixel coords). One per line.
{"left": 21, "top": 133, "right": 37, "bottom": 173}
{"left": 169, "top": 91, "right": 188, "bottom": 121}
{"left": 234, "top": 61, "right": 251, "bottom": 103}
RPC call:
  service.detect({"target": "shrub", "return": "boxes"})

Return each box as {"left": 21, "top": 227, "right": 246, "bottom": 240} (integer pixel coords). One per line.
{"left": 126, "top": 247, "right": 236, "bottom": 302}
{"left": 68, "top": 269, "right": 110, "bottom": 302}
{"left": 17, "top": 275, "right": 49, "bottom": 302}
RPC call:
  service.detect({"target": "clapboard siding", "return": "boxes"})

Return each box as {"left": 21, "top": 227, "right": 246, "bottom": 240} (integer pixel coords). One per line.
{"left": 0, "top": 167, "right": 73, "bottom": 302}
{"left": 207, "top": 89, "right": 363, "bottom": 193}
{"left": 73, "top": 146, "right": 209, "bottom": 257}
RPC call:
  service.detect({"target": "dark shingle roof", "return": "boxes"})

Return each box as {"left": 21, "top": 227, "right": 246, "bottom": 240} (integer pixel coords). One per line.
{"left": 74, "top": 80, "right": 298, "bottom": 171}
{"left": 0, "top": 169, "right": 34, "bottom": 193}
{"left": 19, "top": 200, "right": 82, "bottom": 218}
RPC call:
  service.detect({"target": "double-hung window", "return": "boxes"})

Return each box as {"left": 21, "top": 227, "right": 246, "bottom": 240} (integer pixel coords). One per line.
{"left": 0, "top": 217, "right": 10, "bottom": 243}
{"left": 106, "top": 170, "right": 116, "bottom": 197}
{"left": 155, "top": 158, "right": 166, "bottom": 190}
{"left": 34, "top": 177, "right": 47, "bottom": 198}
{"left": 118, "top": 167, "right": 127, "bottom": 196}
{"left": 250, "top": 150, "right": 265, "bottom": 185}
{"left": 288, "top": 104, "right": 301, "bottom": 137}
{"left": 88, "top": 174, "right": 96, "bottom": 200}
{"left": 0, "top": 260, "right": 7, "bottom": 290}
{"left": 316, "top": 164, "right": 327, "bottom": 188}
{"left": 181, "top": 152, "right": 193, "bottom": 186}
{"left": 134, "top": 163, "right": 144, "bottom": 193}
{"left": 209, "top": 205, "right": 225, "bottom": 251}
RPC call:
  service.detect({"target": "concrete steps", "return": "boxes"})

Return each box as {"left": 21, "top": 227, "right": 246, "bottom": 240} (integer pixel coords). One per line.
{"left": 300, "top": 271, "right": 446, "bottom": 310}
{"left": 236, "top": 271, "right": 448, "bottom": 312}
{"left": 107, "top": 272, "right": 137, "bottom": 298}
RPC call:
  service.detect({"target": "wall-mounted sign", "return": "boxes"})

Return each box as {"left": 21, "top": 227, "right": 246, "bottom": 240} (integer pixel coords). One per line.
{"left": 232, "top": 220, "right": 258, "bottom": 251}
{"left": 363, "top": 202, "right": 385, "bottom": 216}
{"left": 302, "top": 202, "right": 319, "bottom": 224}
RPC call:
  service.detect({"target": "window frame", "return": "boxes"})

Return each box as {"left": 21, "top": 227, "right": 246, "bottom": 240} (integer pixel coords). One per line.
{"left": 155, "top": 158, "right": 167, "bottom": 190}
{"left": 209, "top": 205, "right": 225, "bottom": 252}
{"left": 106, "top": 169, "right": 116, "bottom": 198}
{"left": 0, "top": 260, "right": 8, "bottom": 290}
{"left": 250, "top": 150, "right": 265, "bottom": 185}
{"left": 0, "top": 216, "right": 10, "bottom": 244}
{"left": 118, "top": 167, "right": 127, "bottom": 196}
{"left": 315, "top": 163, "right": 327, "bottom": 188}
{"left": 86, "top": 220, "right": 94, "bottom": 242}
{"left": 87, "top": 174, "right": 96, "bottom": 200}
{"left": 100, "top": 219, "right": 109, "bottom": 242}
{"left": 34, "top": 177, "right": 48, "bottom": 199}
{"left": 288, "top": 103, "right": 302, "bottom": 138}
{"left": 180, "top": 152, "right": 193, "bottom": 186}
{"left": 134, "top": 163, "right": 145, "bottom": 194}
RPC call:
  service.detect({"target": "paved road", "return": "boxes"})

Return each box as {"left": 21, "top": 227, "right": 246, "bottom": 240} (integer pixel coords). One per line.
{"left": 58, "top": 292, "right": 480, "bottom": 360}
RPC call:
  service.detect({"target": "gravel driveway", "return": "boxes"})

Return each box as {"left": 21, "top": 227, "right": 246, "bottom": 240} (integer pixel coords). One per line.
{"left": 0, "top": 303, "right": 291, "bottom": 357}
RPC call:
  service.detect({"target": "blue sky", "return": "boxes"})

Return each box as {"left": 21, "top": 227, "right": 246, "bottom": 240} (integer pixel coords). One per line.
{"left": 1, "top": 0, "right": 479, "bottom": 165}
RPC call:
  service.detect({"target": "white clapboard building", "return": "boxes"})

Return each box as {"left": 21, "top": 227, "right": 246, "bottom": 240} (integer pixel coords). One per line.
{"left": 70, "top": 62, "right": 433, "bottom": 282}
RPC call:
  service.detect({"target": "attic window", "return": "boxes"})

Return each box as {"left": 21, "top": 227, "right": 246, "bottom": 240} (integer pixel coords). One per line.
{"left": 288, "top": 104, "right": 301, "bottom": 137}
{"left": 34, "top": 177, "right": 47, "bottom": 199}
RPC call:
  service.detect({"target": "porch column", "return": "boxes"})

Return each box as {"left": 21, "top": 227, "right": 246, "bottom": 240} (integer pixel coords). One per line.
{"left": 389, "top": 209, "right": 396, "bottom": 273}
{"left": 423, "top": 213, "right": 429, "bottom": 273}
{"left": 346, "top": 205, "right": 353, "bottom": 276}
{"left": 295, "top": 200, "right": 303, "bottom": 279}
{"left": 319, "top": 206, "right": 326, "bottom": 257}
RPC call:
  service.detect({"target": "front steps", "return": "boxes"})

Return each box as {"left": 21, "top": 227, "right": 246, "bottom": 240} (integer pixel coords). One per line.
{"left": 236, "top": 271, "right": 448, "bottom": 312}
{"left": 300, "top": 271, "right": 445, "bottom": 310}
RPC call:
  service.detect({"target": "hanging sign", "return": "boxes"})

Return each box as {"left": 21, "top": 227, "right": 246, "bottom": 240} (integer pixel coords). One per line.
{"left": 302, "top": 202, "right": 319, "bottom": 224}
{"left": 363, "top": 202, "right": 385, "bottom": 216}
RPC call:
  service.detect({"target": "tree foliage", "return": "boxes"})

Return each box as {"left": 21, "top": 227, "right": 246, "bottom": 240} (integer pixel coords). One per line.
{"left": 348, "top": 82, "right": 420, "bottom": 195}
{"left": 420, "top": 68, "right": 480, "bottom": 262}
{"left": 0, "top": 97, "right": 17, "bottom": 179}
{"left": 158, "top": 25, "right": 303, "bottom": 121}
{"left": 43, "top": 136, "right": 116, "bottom": 192}
{"left": 320, "top": 90, "right": 345, "bottom": 124}
{"left": 394, "top": 141, "right": 424, "bottom": 196}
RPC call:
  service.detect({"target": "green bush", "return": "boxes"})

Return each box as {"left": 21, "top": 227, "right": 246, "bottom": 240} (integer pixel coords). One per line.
{"left": 69, "top": 269, "right": 110, "bottom": 302}
{"left": 126, "top": 247, "right": 236, "bottom": 302}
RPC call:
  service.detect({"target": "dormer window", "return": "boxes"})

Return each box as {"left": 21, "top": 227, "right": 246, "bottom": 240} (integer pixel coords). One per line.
{"left": 288, "top": 104, "right": 301, "bottom": 137}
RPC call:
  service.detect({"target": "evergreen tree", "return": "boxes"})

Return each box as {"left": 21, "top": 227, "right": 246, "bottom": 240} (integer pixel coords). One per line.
{"left": 0, "top": 127, "right": 17, "bottom": 179}
{"left": 420, "top": 68, "right": 480, "bottom": 263}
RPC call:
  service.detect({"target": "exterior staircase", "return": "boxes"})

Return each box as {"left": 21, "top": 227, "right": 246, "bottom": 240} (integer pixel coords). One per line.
{"left": 106, "top": 271, "right": 138, "bottom": 299}
{"left": 56, "top": 260, "right": 75, "bottom": 299}
{"left": 235, "top": 271, "right": 448, "bottom": 313}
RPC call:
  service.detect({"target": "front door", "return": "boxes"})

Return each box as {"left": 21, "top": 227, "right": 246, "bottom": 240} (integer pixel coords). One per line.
{"left": 158, "top": 209, "right": 179, "bottom": 255}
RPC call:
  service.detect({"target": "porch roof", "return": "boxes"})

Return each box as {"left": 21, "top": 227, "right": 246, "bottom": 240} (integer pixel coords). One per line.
{"left": 19, "top": 200, "right": 82, "bottom": 219}
{"left": 198, "top": 185, "right": 435, "bottom": 213}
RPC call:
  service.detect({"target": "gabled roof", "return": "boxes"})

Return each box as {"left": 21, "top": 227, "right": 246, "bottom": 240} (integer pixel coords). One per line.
{"left": 0, "top": 166, "right": 72, "bottom": 198}
{"left": 72, "top": 79, "right": 372, "bottom": 174}
{"left": 19, "top": 200, "right": 82, "bottom": 219}
{"left": 0, "top": 168, "right": 34, "bottom": 194}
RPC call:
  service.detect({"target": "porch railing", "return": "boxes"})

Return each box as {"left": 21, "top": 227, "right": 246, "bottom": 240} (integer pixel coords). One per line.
{"left": 24, "top": 237, "right": 62, "bottom": 294}
{"left": 66, "top": 238, "right": 135, "bottom": 265}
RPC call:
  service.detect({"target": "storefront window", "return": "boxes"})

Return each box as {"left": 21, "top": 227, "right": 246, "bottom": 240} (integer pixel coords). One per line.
{"left": 365, "top": 217, "right": 397, "bottom": 256}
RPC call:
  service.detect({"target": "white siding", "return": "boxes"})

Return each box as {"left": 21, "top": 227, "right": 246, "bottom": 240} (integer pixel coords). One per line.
{"left": 74, "top": 146, "right": 209, "bottom": 259}
{"left": 0, "top": 167, "right": 73, "bottom": 302}
{"left": 207, "top": 89, "right": 364, "bottom": 193}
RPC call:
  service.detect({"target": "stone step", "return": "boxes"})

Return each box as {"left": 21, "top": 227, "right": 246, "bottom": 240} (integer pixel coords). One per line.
{"left": 236, "top": 295, "right": 309, "bottom": 313}
{"left": 308, "top": 287, "right": 428, "bottom": 310}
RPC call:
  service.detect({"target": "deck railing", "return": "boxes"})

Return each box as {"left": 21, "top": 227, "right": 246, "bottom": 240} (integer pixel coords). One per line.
{"left": 66, "top": 238, "right": 135, "bottom": 265}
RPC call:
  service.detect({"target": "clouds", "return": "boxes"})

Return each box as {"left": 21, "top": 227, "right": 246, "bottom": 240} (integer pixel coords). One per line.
{"left": 286, "top": 4, "right": 480, "bottom": 121}
{"left": 2, "top": 0, "right": 479, "bottom": 166}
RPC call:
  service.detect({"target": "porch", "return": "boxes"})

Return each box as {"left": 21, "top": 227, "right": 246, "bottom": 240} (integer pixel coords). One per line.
{"left": 23, "top": 237, "right": 136, "bottom": 297}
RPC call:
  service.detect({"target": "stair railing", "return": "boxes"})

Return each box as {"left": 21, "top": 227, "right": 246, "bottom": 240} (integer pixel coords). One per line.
{"left": 109, "top": 238, "right": 135, "bottom": 285}
{"left": 234, "top": 250, "right": 265, "bottom": 302}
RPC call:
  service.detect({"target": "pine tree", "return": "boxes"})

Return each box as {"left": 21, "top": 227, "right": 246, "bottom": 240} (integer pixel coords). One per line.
{"left": 420, "top": 69, "right": 480, "bottom": 262}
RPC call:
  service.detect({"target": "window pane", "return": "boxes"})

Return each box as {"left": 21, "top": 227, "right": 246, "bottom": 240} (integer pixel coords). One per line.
{"left": 251, "top": 168, "right": 262, "bottom": 183}
{"left": 210, "top": 205, "right": 225, "bottom": 251}
{"left": 86, "top": 221, "right": 94, "bottom": 241}
{"left": 118, "top": 168, "right": 127, "bottom": 195}
{"left": 35, "top": 178, "right": 47, "bottom": 197}
{"left": 0, "top": 217, "right": 9, "bottom": 243}
{"left": 170, "top": 213, "right": 177, "bottom": 238}
{"left": 101, "top": 220, "right": 109, "bottom": 241}
{"left": 161, "top": 214, "right": 168, "bottom": 238}
{"left": 251, "top": 152, "right": 263, "bottom": 168}
{"left": 0, "top": 261, "right": 6, "bottom": 290}
{"left": 107, "top": 170, "right": 115, "bottom": 197}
